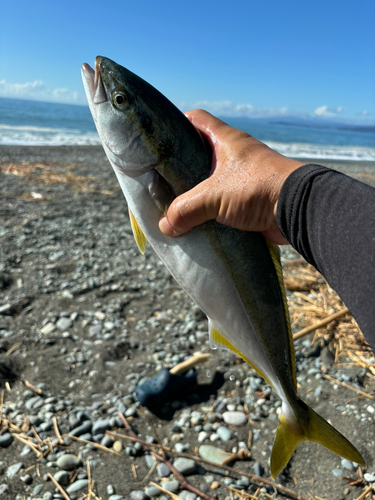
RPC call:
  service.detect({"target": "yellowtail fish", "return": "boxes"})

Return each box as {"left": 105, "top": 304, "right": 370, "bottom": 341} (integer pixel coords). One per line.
{"left": 81, "top": 56, "right": 365, "bottom": 477}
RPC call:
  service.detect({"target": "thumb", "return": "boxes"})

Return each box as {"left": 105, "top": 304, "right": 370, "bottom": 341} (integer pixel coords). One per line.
{"left": 159, "top": 179, "right": 218, "bottom": 236}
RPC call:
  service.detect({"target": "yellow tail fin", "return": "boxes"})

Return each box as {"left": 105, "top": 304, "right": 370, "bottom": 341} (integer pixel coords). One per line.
{"left": 271, "top": 400, "right": 365, "bottom": 478}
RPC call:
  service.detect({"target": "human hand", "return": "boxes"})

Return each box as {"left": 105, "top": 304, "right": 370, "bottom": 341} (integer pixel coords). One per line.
{"left": 159, "top": 109, "right": 304, "bottom": 245}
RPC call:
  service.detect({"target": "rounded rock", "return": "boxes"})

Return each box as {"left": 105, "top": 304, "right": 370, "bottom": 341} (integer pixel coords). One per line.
{"left": 56, "top": 454, "right": 82, "bottom": 471}
{"left": 173, "top": 457, "right": 196, "bottom": 475}
{"left": 66, "top": 479, "right": 89, "bottom": 493}
{"left": 0, "top": 433, "right": 13, "bottom": 448}
{"left": 222, "top": 411, "right": 247, "bottom": 426}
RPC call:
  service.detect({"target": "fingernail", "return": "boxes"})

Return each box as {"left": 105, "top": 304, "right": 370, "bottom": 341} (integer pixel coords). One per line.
{"left": 159, "top": 217, "right": 179, "bottom": 237}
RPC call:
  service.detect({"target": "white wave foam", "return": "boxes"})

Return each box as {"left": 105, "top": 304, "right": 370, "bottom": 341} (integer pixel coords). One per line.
{"left": 266, "top": 141, "right": 375, "bottom": 162}
{"left": 0, "top": 127, "right": 101, "bottom": 146}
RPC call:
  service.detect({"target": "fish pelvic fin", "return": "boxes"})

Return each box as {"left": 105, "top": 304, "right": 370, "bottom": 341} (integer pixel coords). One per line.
{"left": 270, "top": 399, "right": 365, "bottom": 478}
{"left": 129, "top": 209, "right": 147, "bottom": 255}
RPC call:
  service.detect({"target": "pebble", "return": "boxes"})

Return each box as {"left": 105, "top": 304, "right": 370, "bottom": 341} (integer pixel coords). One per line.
{"left": 66, "top": 479, "right": 89, "bottom": 493}
{"left": 92, "top": 418, "right": 110, "bottom": 435}
{"left": 6, "top": 462, "right": 23, "bottom": 478}
{"left": 332, "top": 469, "right": 343, "bottom": 477}
{"left": 217, "top": 426, "right": 232, "bottom": 441}
{"left": 113, "top": 440, "right": 123, "bottom": 452}
{"left": 199, "top": 445, "right": 232, "bottom": 464}
{"left": 145, "top": 486, "right": 161, "bottom": 497}
{"left": 43, "top": 492, "right": 53, "bottom": 500}
{"left": 173, "top": 457, "right": 196, "bottom": 475}
{"left": 222, "top": 411, "right": 247, "bottom": 426}
{"left": 364, "top": 472, "right": 375, "bottom": 482}
{"left": 54, "top": 471, "right": 70, "bottom": 486}
{"left": 253, "top": 461, "right": 264, "bottom": 477}
{"left": 130, "top": 491, "right": 149, "bottom": 500}
{"left": 56, "top": 454, "right": 82, "bottom": 471}
{"left": 0, "top": 433, "right": 13, "bottom": 448}
{"left": 56, "top": 317, "right": 72, "bottom": 330}
{"left": 157, "top": 463, "right": 171, "bottom": 477}
{"left": 341, "top": 458, "right": 354, "bottom": 471}
{"left": 163, "top": 479, "right": 180, "bottom": 492}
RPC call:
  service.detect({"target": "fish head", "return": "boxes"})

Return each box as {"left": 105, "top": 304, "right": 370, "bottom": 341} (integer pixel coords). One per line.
{"left": 81, "top": 56, "right": 172, "bottom": 177}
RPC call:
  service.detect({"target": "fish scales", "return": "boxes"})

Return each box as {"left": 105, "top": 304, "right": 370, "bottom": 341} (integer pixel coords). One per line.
{"left": 82, "top": 56, "right": 365, "bottom": 477}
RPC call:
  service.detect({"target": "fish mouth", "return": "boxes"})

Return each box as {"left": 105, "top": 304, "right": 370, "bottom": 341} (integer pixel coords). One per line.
{"left": 81, "top": 56, "right": 107, "bottom": 104}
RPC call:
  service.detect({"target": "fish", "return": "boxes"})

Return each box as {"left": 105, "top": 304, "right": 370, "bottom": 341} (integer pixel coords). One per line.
{"left": 81, "top": 56, "right": 365, "bottom": 477}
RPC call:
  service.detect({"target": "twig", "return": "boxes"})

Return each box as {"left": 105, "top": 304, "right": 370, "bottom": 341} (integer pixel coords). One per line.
{"left": 322, "top": 374, "right": 373, "bottom": 399}
{"left": 108, "top": 428, "right": 310, "bottom": 500}
{"left": 66, "top": 434, "right": 121, "bottom": 457}
{"left": 21, "top": 379, "right": 44, "bottom": 395}
{"left": 170, "top": 353, "right": 211, "bottom": 375}
{"left": 47, "top": 473, "right": 72, "bottom": 500}
{"left": 226, "top": 485, "right": 258, "bottom": 499}
{"left": 220, "top": 448, "right": 251, "bottom": 466}
{"left": 355, "top": 486, "right": 374, "bottom": 500}
{"left": 293, "top": 307, "right": 349, "bottom": 340}
{"left": 118, "top": 413, "right": 216, "bottom": 500}
{"left": 11, "top": 433, "right": 41, "bottom": 457}
{"left": 5, "top": 342, "right": 22, "bottom": 356}
{"left": 131, "top": 463, "right": 138, "bottom": 479}
{"left": 53, "top": 416, "right": 64, "bottom": 444}
{"left": 150, "top": 482, "right": 181, "bottom": 500}
{"left": 86, "top": 459, "right": 92, "bottom": 500}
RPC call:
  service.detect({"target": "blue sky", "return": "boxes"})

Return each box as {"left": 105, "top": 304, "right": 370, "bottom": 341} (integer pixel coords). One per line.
{"left": 0, "top": 0, "right": 374, "bottom": 123}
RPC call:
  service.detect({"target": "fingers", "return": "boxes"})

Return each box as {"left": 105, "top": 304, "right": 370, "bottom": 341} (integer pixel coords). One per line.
{"left": 184, "top": 109, "right": 228, "bottom": 148}
{"left": 159, "top": 179, "right": 218, "bottom": 237}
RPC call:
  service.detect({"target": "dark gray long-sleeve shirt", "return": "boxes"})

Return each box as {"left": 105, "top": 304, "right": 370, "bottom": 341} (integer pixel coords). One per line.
{"left": 277, "top": 164, "right": 375, "bottom": 350}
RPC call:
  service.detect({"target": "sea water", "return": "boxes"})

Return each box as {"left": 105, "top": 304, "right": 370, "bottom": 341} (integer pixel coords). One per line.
{"left": 1, "top": 97, "right": 374, "bottom": 161}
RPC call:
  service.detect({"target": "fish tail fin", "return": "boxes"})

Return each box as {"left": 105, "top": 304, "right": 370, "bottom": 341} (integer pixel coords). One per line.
{"left": 270, "top": 400, "right": 365, "bottom": 479}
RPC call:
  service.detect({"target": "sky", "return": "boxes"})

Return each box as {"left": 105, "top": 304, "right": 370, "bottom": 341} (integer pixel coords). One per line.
{"left": 0, "top": 0, "right": 374, "bottom": 123}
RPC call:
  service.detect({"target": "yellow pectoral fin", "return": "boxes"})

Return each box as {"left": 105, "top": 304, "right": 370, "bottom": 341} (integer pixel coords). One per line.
{"left": 129, "top": 209, "right": 147, "bottom": 255}
{"left": 208, "top": 320, "right": 272, "bottom": 387}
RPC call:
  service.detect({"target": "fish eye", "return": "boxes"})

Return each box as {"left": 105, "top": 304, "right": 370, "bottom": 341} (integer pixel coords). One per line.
{"left": 113, "top": 92, "right": 128, "bottom": 108}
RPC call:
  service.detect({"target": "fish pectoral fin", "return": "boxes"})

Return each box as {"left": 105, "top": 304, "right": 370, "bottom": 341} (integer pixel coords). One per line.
{"left": 208, "top": 320, "right": 271, "bottom": 385}
{"left": 129, "top": 209, "right": 147, "bottom": 255}
{"left": 270, "top": 400, "right": 365, "bottom": 479}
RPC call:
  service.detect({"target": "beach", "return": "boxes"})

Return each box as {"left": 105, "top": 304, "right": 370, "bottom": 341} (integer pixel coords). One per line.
{"left": 1, "top": 145, "right": 375, "bottom": 500}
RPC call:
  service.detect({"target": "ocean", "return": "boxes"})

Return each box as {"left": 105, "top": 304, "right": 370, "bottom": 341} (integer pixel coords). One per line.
{"left": 1, "top": 97, "right": 375, "bottom": 161}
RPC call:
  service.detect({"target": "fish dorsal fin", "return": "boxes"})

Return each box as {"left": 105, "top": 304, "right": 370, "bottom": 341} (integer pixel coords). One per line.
{"left": 266, "top": 240, "right": 296, "bottom": 387}
{"left": 208, "top": 320, "right": 272, "bottom": 387}
{"left": 128, "top": 209, "right": 147, "bottom": 255}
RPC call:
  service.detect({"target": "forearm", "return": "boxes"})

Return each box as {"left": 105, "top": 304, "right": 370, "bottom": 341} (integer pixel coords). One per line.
{"left": 277, "top": 164, "right": 375, "bottom": 349}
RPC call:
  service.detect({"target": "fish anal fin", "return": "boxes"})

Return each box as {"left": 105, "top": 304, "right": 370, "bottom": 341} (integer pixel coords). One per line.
{"left": 270, "top": 400, "right": 365, "bottom": 478}
{"left": 208, "top": 320, "right": 272, "bottom": 387}
{"left": 129, "top": 209, "right": 147, "bottom": 255}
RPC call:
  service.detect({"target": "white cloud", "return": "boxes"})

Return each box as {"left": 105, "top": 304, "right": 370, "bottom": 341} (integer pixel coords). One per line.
{"left": 0, "top": 79, "right": 85, "bottom": 105}
{"left": 179, "top": 100, "right": 289, "bottom": 118}
{"left": 358, "top": 110, "right": 370, "bottom": 116}
{"left": 314, "top": 105, "right": 344, "bottom": 118}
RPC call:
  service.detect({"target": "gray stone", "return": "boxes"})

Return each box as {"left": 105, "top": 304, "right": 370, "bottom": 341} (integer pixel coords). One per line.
{"left": 222, "top": 411, "right": 247, "bottom": 426}
{"left": 364, "top": 472, "right": 375, "bottom": 482}
{"left": 162, "top": 480, "right": 180, "bottom": 492}
{"left": 341, "top": 458, "right": 354, "bottom": 471}
{"left": 54, "top": 471, "right": 70, "bottom": 486}
{"left": 253, "top": 461, "right": 264, "bottom": 477}
{"left": 157, "top": 463, "right": 171, "bottom": 477}
{"left": 0, "top": 484, "right": 9, "bottom": 496}
{"left": 130, "top": 491, "right": 149, "bottom": 500}
{"left": 56, "top": 317, "right": 72, "bottom": 330}
{"left": 0, "top": 433, "right": 13, "bottom": 448}
{"left": 173, "top": 457, "right": 196, "bottom": 475}
{"left": 70, "top": 420, "right": 92, "bottom": 437}
{"left": 6, "top": 462, "right": 23, "bottom": 478}
{"left": 217, "top": 426, "right": 232, "bottom": 441}
{"left": 109, "top": 496, "right": 124, "bottom": 500}
{"left": 332, "top": 469, "right": 343, "bottom": 477}
{"left": 92, "top": 418, "right": 110, "bottom": 435}
{"left": 56, "top": 454, "right": 82, "bottom": 471}
{"left": 43, "top": 493, "right": 53, "bottom": 500}
{"left": 145, "top": 486, "right": 161, "bottom": 497}
{"left": 198, "top": 444, "right": 232, "bottom": 465}
{"left": 33, "top": 484, "right": 44, "bottom": 495}
{"left": 145, "top": 454, "right": 155, "bottom": 468}
{"left": 66, "top": 479, "right": 89, "bottom": 493}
